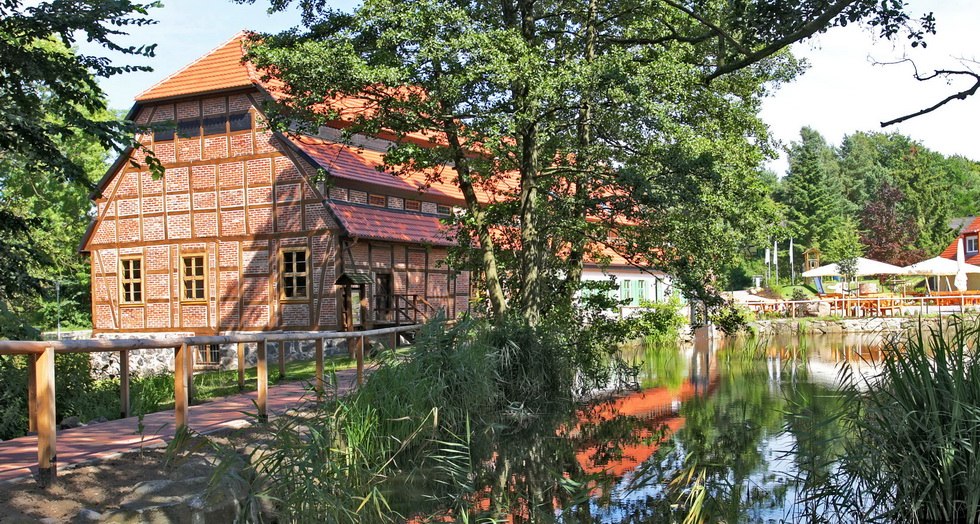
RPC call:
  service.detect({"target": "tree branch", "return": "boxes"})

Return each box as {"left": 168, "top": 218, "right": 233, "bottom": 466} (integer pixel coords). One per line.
{"left": 880, "top": 60, "right": 980, "bottom": 127}
{"left": 704, "top": 0, "right": 855, "bottom": 81}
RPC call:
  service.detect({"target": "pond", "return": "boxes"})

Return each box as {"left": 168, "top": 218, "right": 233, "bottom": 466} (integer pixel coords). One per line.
{"left": 569, "top": 330, "right": 885, "bottom": 523}
{"left": 429, "top": 330, "right": 886, "bottom": 523}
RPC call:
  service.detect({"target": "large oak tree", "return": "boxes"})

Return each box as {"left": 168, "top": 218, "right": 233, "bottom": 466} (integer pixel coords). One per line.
{"left": 242, "top": 0, "right": 932, "bottom": 324}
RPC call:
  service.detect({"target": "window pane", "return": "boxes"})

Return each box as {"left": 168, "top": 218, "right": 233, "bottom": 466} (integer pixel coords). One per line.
{"left": 195, "top": 280, "right": 205, "bottom": 298}
{"left": 296, "top": 256, "right": 306, "bottom": 272}
{"left": 177, "top": 119, "right": 201, "bottom": 138}
{"left": 153, "top": 123, "right": 175, "bottom": 142}
{"left": 229, "top": 112, "right": 252, "bottom": 132}
{"left": 202, "top": 116, "right": 226, "bottom": 136}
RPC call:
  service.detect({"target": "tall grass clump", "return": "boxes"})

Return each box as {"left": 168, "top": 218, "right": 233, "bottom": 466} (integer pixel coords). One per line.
{"left": 817, "top": 317, "right": 980, "bottom": 523}
{"left": 216, "top": 309, "right": 633, "bottom": 522}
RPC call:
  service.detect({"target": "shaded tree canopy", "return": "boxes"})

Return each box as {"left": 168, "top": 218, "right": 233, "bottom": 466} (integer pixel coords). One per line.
{"left": 0, "top": 2, "right": 158, "bottom": 336}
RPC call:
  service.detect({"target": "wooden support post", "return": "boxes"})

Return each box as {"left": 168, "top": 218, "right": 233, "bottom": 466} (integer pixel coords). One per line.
{"left": 357, "top": 335, "right": 365, "bottom": 386}
{"left": 36, "top": 346, "right": 56, "bottom": 488}
{"left": 27, "top": 354, "right": 37, "bottom": 434}
{"left": 186, "top": 345, "right": 195, "bottom": 405}
{"left": 119, "top": 350, "right": 130, "bottom": 419}
{"left": 315, "top": 338, "right": 324, "bottom": 397}
{"left": 237, "top": 342, "right": 245, "bottom": 392}
{"left": 278, "top": 341, "right": 286, "bottom": 379}
{"left": 257, "top": 340, "right": 268, "bottom": 423}
{"left": 174, "top": 344, "right": 188, "bottom": 431}
{"left": 391, "top": 331, "right": 398, "bottom": 351}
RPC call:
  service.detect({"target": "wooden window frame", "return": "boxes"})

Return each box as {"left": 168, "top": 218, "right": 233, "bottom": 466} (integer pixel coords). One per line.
{"left": 967, "top": 235, "right": 979, "bottom": 254}
{"left": 280, "top": 247, "right": 310, "bottom": 301}
{"left": 405, "top": 199, "right": 422, "bottom": 212}
{"left": 196, "top": 344, "right": 221, "bottom": 367}
{"left": 368, "top": 194, "right": 386, "bottom": 207}
{"left": 436, "top": 204, "right": 451, "bottom": 215}
{"left": 119, "top": 256, "right": 144, "bottom": 305}
{"left": 180, "top": 253, "right": 208, "bottom": 303}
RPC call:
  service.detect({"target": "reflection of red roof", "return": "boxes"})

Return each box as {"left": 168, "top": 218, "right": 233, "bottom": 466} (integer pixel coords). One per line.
{"left": 136, "top": 32, "right": 254, "bottom": 101}
{"left": 940, "top": 216, "right": 980, "bottom": 264}
{"left": 327, "top": 200, "right": 456, "bottom": 246}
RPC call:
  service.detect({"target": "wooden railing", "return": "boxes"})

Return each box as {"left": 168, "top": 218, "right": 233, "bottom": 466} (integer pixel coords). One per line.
{"left": 741, "top": 293, "right": 980, "bottom": 319}
{"left": 0, "top": 324, "right": 427, "bottom": 487}
{"left": 377, "top": 294, "right": 440, "bottom": 325}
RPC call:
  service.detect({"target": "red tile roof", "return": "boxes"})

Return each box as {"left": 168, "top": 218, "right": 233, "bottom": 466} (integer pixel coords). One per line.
{"left": 941, "top": 216, "right": 980, "bottom": 264}
{"left": 136, "top": 32, "right": 255, "bottom": 101}
{"left": 327, "top": 200, "right": 457, "bottom": 246}
{"left": 288, "top": 134, "right": 513, "bottom": 204}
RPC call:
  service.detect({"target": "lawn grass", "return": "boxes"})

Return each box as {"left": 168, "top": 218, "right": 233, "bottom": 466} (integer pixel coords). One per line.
{"left": 130, "top": 353, "right": 361, "bottom": 411}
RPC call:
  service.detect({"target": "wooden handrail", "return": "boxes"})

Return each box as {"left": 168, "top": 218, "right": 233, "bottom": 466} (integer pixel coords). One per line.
{"left": 0, "top": 322, "right": 431, "bottom": 487}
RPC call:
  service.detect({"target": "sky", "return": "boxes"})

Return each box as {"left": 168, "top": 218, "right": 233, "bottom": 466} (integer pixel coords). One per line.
{"left": 86, "top": 0, "right": 980, "bottom": 176}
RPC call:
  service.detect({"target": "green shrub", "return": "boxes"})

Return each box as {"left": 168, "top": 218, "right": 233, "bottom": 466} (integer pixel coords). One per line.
{"left": 634, "top": 297, "right": 686, "bottom": 341}
{"left": 223, "top": 310, "right": 633, "bottom": 522}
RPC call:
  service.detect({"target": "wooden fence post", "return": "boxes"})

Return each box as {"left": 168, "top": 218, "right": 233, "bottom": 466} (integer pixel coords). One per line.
{"left": 119, "top": 349, "right": 130, "bottom": 419}
{"left": 237, "top": 342, "right": 245, "bottom": 391}
{"left": 257, "top": 340, "right": 268, "bottom": 423}
{"left": 36, "top": 346, "right": 56, "bottom": 487}
{"left": 357, "top": 335, "right": 365, "bottom": 386}
{"left": 278, "top": 341, "right": 286, "bottom": 379}
{"left": 186, "top": 345, "right": 195, "bottom": 405}
{"left": 315, "top": 338, "right": 324, "bottom": 397}
{"left": 174, "top": 344, "right": 188, "bottom": 431}
{"left": 27, "top": 353, "right": 37, "bottom": 434}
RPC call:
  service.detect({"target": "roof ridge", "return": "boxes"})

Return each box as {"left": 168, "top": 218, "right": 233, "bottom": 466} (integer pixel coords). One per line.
{"left": 135, "top": 30, "right": 250, "bottom": 101}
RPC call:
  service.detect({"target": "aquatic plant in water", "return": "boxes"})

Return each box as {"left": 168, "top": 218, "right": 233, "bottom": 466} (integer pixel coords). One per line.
{"left": 806, "top": 316, "right": 980, "bottom": 523}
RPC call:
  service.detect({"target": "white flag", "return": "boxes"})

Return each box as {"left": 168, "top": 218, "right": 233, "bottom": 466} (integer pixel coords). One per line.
{"left": 765, "top": 247, "right": 771, "bottom": 265}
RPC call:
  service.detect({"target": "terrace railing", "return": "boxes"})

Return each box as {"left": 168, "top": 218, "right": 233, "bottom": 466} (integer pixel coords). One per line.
{"left": 0, "top": 323, "right": 427, "bottom": 488}
{"left": 739, "top": 293, "right": 980, "bottom": 319}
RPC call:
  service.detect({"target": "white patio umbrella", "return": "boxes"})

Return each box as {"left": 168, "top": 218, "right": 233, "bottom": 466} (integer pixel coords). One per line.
{"left": 801, "top": 257, "right": 905, "bottom": 278}
{"left": 955, "top": 238, "right": 969, "bottom": 291}
{"left": 903, "top": 255, "right": 980, "bottom": 293}
{"left": 902, "top": 256, "right": 980, "bottom": 277}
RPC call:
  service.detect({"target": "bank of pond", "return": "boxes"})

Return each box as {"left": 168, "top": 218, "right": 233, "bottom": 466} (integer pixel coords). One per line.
{"left": 210, "top": 318, "right": 980, "bottom": 523}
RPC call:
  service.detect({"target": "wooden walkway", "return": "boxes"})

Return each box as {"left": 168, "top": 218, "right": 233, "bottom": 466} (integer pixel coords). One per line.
{"left": 0, "top": 369, "right": 359, "bottom": 485}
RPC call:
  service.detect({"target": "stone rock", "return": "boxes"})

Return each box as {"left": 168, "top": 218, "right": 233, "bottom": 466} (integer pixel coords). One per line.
{"left": 59, "top": 416, "right": 83, "bottom": 429}
{"left": 125, "top": 479, "right": 175, "bottom": 501}
{"left": 72, "top": 508, "right": 103, "bottom": 523}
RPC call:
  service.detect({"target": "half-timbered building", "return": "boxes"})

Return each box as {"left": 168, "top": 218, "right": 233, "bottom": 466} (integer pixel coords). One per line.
{"left": 80, "top": 33, "right": 473, "bottom": 340}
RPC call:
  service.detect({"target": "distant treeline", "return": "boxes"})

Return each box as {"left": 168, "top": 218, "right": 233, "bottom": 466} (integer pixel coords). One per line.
{"left": 729, "top": 127, "right": 980, "bottom": 288}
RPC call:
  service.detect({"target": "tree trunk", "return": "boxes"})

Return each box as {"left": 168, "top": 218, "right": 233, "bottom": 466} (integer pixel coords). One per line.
{"left": 438, "top": 105, "right": 508, "bottom": 320}
{"left": 565, "top": 0, "right": 598, "bottom": 302}
{"left": 516, "top": 0, "right": 542, "bottom": 326}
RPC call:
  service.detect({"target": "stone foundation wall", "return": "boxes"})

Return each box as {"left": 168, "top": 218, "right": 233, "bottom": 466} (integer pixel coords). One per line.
{"left": 86, "top": 332, "right": 347, "bottom": 379}
{"left": 752, "top": 314, "right": 978, "bottom": 337}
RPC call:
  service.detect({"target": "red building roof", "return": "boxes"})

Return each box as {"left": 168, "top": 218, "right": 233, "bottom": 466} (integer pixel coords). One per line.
{"left": 940, "top": 216, "right": 980, "bottom": 264}
{"left": 136, "top": 32, "right": 255, "bottom": 101}
{"left": 327, "top": 200, "right": 457, "bottom": 246}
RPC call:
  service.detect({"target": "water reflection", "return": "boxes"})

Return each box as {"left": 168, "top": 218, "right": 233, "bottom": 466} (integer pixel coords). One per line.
{"left": 413, "top": 330, "right": 884, "bottom": 522}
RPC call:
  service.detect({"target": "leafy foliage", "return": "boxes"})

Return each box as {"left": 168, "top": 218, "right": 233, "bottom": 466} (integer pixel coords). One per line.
{"left": 0, "top": 2, "right": 160, "bottom": 336}
{"left": 240, "top": 0, "right": 929, "bottom": 322}
{"left": 859, "top": 181, "right": 924, "bottom": 266}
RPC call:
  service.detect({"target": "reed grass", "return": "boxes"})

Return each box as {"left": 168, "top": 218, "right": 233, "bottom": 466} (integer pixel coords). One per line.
{"left": 812, "top": 317, "right": 980, "bottom": 523}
